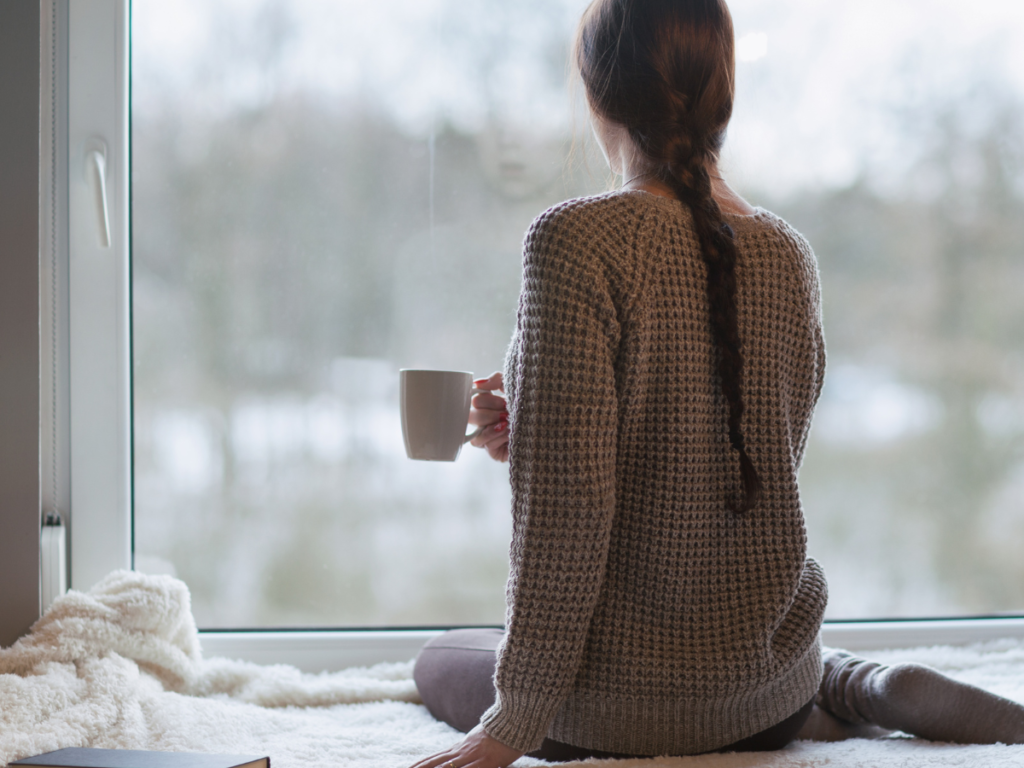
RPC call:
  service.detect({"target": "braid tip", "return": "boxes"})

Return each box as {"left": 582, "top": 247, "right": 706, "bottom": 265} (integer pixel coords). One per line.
{"left": 729, "top": 449, "right": 762, "bottom": 515}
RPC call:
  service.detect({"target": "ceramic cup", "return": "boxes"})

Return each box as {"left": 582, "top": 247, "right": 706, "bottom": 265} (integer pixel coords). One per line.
{"left": 400, "top": 369, "right": 483, "bottom": 461}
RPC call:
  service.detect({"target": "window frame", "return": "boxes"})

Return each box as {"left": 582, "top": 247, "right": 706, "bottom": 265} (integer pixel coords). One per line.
{"left": 28, "top": 0, "right": 1024, "bottom": 669}
{"left": 63, "top": 0, "right": 133, "bottom": 593}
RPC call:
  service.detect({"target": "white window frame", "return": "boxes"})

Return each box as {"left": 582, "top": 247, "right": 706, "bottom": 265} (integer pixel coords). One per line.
{"left": 64, "top": 0, "right": 133, "bottom": 593}
{"left": 42, "top": 0, "right": 1024, "bottom": 671}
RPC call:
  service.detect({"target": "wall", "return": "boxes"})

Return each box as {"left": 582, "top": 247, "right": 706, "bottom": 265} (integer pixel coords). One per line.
{"left": 0, "top": 0, "right": 42, "bottom": 648}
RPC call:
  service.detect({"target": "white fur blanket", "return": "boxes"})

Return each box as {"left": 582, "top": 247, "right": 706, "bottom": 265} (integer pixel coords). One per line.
{"left": 2, "top": 572, "right": 1024, "bottom": 768}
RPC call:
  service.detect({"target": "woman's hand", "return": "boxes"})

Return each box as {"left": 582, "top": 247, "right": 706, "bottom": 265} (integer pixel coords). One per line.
{"left": 409, "top": 726, "right": 524, "bottom": 768}
{"left": 469, "top": 372, "right": 509, "bottom": 463}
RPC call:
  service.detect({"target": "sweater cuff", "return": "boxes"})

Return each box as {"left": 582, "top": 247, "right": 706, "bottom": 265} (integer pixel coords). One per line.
{"left": 479, "top": 688, "right": 564, "bottom": 754}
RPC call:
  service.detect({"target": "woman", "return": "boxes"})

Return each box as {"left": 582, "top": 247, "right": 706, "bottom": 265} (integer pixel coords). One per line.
{"left": 410, "top": 1, "right": 1024, "bottom": 765}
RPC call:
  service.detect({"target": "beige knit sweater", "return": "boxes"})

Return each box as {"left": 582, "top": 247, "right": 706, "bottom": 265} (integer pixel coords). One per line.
{"left": 479, "top": 190, "right": 828, "bottom": 756}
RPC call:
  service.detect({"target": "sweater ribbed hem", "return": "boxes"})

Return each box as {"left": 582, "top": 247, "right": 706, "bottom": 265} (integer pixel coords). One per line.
{"left": 479, "top": 689, "right": 566, "bottom": 753}
{"left": 548, "top": 639, "right": 823, "bottom": 756}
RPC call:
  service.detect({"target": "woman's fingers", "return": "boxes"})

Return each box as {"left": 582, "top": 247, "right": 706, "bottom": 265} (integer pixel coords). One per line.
{"left": 407, "top": 749, "right": 454, "bottom": 768}
{"left": 483, "top": 428, "right": 510, "bottom": 463}
{"left": 467, "top": 417, "right": 510, "bottom": 462}
{"left": 469, "top": 394, "right": 507, "bottom": 427}
{"left": 469, "top": 418, "right": 508, "bottom": 448}
{"left": 408, "top": 728, "right": 523, "bottom": 768}
{"left": 471, "top": 391, "right": 506, "bottom": 411}
{"left": 486, "top": 440, "right": 509, "bottom": 463}
{"left": 473, "top": 372, "right": 504, "bottom": 393}
{"left": 469, "top": 372, "right": 508, "bottom": 462}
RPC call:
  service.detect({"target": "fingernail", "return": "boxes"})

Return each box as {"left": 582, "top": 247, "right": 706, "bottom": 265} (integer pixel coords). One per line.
{"left": 474, "top": 379, "right": 488, "bottom": 385}
{"left": 499, "top": 413, "right": 509, "bottom": 422}
{"left": 494, "top": 422, "right": 506, "bottom": 432}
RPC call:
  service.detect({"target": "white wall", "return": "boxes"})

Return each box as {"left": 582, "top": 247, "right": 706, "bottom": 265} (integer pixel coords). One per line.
{"left": 0, "top": 0, "right": 42, "bottom": 648}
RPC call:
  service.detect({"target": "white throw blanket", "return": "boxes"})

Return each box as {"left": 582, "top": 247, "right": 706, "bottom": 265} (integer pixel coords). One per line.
{"left": 2, "top": 572, "right": 1024, "bottom": 768}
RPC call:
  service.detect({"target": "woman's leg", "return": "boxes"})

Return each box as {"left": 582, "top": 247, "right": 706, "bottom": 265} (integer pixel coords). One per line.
{"left": 413, "top": 629, "right": 637, "bottom": 761}
{"left": 414, "top": 628, "right": 506, "bottom": 734}
{"left": 809, "top": 647, "right": 1024, "bottom": 744}
{"left": 414, "top": 629, "right": 815, "bottom": 758}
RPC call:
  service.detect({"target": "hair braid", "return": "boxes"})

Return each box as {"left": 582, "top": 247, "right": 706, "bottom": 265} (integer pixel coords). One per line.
{"left": 578, "top": 0, "right": 762, "bottom": 513}
{"left": 655, "top": 134, "right": 762, "bottom": 514}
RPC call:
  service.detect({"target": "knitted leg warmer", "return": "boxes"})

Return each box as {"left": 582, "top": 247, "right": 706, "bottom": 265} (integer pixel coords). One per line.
{"left": 815, "top": 647, "right": 1024, "bottom": 744}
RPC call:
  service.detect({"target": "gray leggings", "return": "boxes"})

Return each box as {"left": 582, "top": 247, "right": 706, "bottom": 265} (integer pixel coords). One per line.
{"left": 413, "top": 629, "right": 815, "bottom": 760}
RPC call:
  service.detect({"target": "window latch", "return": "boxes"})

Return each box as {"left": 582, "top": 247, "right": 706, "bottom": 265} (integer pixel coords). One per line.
{"left": 85, "top": 141, "right": 111, "bottom": 248}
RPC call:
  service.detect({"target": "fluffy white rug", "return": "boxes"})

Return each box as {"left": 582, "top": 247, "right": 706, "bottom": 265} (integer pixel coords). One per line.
{"left": 2, "top": 572, "right": 1023, "bottom": 768}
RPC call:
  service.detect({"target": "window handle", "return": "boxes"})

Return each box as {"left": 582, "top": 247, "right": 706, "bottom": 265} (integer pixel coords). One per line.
{"left": 86, "top": 144, "right": 111, "bottom": 248}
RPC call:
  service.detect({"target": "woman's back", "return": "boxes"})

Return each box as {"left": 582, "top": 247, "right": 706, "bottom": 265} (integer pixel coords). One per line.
{"left": 489, "top": 189, "right": 827, "bottom": 755}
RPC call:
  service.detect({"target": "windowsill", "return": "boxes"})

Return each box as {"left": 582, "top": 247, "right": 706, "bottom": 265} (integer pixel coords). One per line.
{"left": 199, "top": 628, "right": 442, "bottom": 673}
{"left": 198, "top": 617, "right": 1024, "bottom": 673}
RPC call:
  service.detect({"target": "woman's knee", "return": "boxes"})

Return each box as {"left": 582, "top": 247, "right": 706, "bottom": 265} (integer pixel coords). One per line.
{"left": 414, "top": 628, "right": 505, "bottom": 733}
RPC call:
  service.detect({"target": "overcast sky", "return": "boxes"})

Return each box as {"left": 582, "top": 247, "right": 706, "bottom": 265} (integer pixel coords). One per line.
{"left": 133, "top": 0, "right": 1024, "bottom": 194}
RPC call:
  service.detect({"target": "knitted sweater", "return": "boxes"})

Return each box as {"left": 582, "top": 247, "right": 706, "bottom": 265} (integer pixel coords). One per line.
{"left": 479, "top": 190, "right": 828, "bottom": 756}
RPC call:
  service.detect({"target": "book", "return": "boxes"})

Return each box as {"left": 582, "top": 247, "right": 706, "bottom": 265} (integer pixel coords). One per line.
{"left": 11, "top": 749, "right": 269, "bottom": 768}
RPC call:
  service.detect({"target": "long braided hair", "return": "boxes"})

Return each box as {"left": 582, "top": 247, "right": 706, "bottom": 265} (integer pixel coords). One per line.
{"left": 576, "top": 0, "right": 762, "bottom": 513}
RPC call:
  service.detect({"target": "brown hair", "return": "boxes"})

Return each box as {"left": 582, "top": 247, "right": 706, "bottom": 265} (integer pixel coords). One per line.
{"left": 576, "top": 0, "right": 761, "bottom": 513}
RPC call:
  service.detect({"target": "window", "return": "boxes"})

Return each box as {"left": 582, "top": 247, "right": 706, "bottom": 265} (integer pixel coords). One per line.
{"left": 46, "top": 0, "right": 1024, "bottom": 663}
{"left": 130, "top": 0, "right": 601, "bottom": 629}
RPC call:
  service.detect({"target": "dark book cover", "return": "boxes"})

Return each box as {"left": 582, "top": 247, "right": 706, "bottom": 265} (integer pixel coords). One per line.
{"left": 11, "top": 749, "right": 269, "bottom": 768}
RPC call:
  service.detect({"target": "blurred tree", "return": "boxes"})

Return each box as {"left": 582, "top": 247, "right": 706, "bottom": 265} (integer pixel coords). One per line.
{"left": 778, "top": 96, "right": 1024, "bottom": 616}
{"left": 132, "top": 0, "right": 1024, "bottom": 625}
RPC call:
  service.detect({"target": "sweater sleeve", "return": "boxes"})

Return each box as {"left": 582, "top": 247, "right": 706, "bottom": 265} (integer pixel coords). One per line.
{"left": 786, "top": 229, "right": 827, "bottom": 470}
{"left": 479, "top": 205, "right": 623, "bottom": 752}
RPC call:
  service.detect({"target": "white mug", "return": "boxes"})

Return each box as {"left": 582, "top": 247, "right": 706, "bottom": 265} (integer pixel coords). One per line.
{"left": 399, "top": 369, "right": 483, "bottom": 461}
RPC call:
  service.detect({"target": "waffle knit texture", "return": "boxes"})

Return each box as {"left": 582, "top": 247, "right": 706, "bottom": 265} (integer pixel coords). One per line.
{"left": 479, "top": 190, "right": 828, "bottom": 756}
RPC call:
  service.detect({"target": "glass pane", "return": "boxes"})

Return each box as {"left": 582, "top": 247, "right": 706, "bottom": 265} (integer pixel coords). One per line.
{"left": 131, "top": 0, "right": 604, "bottom": 628}
{"left": 132, "top": 0, "right": 1024, "bottom": 626}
